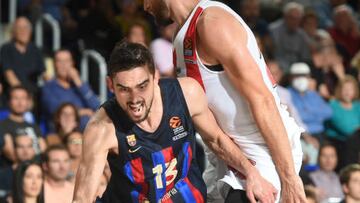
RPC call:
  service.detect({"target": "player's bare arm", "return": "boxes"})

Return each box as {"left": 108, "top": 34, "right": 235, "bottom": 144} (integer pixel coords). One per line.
{"left": 73, "top": 108, "right": 118, "bottom": 203}
{"left": 179, "top": 77, "right": 277, "bottom": 203}
{"left": 196, "top": 7, "right": 306, "bottom": 203}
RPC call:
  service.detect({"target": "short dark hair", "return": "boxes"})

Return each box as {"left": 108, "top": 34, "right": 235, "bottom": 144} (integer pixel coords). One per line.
{"left": 8, "top": 85, "right": 31, "bottom": 100}
{"left": 43, "top": 145, "right": 69, "bottom": 163}
{"left": 339, "top": 164, "right": 360, "bottom": 185}
{"left": 13, "top": 160, "right": 44, "bottom": 203}
{"left": 54, "top": 48, "right": 73, "bottom": 59}
{"left": 108, "top": 40, "right": 155, "bottom": 78}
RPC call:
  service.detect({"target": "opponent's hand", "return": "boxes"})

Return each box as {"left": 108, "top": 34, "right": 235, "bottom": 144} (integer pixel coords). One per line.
{"left": 280, "top": 175, "right": 307, "bottom": 203}
{"left": 246, "top": 169, "right": 278, "bottom": 203}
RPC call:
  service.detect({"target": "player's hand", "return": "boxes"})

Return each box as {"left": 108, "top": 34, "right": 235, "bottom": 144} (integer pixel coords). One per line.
{"left": 246, "top": 169, "right": 278, "bottom": 203}
{"left": 280, "top": 175, "right": 307, "bottom": 203}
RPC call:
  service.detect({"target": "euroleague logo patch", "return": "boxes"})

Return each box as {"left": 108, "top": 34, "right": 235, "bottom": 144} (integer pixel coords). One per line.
{"left": 169, "top": 116, "right": 188, "bottom": 141}
{"left": 169, "top": 116, "right": 182, "bottom": 129}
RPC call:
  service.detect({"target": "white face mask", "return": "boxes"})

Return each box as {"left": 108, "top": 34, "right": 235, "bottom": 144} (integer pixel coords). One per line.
{"left": 292, "top": 77, "right": 309, "bottom": 92}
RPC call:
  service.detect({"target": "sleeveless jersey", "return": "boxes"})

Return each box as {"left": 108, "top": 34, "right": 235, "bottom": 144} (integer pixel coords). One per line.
{"left": 173, "top": 0, "right": 303, "bottom": 194}
{"left": 101, "top": 79, "right": 206, "bottom": 203}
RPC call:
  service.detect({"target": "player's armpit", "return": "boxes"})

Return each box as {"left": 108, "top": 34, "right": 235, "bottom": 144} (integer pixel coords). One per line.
{"left": 73, "top": 108, "right": 117, "bottom": 203}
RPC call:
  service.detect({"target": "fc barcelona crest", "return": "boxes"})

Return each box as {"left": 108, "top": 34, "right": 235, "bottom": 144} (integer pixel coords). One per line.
{"left": 126, "top": 134, "right": 137, "bottom": 147}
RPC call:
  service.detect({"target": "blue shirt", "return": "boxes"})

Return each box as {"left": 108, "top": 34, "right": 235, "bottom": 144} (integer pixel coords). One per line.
{"left": 288, "top": 87, "right": 332, "bottom": 134}
{"left": 326, "top": 99, "right": 360, "bottom": 141}
{"left": 41, "top": 79, "right": 100, "bottom": 129}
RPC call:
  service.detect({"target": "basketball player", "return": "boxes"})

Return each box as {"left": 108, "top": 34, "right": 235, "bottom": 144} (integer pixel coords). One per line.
{"left": 72, "top": 41, "right": 277, "bottom": 203}
{"left": 143, "top": 0, "right": 306, "bottom": 202}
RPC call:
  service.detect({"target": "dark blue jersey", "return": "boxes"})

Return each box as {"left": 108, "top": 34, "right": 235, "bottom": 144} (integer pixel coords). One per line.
{"left": 101, "top": 79, "right": 206, "bottom": 203}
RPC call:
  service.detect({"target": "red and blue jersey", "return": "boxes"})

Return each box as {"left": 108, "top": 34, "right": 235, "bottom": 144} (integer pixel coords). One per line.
{"left": 101, "top": 79, "right": 206, "bottom": 203}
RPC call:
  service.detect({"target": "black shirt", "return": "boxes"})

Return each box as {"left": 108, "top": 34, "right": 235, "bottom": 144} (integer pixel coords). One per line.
{"left": 0, "top": 41, "right": 45, "bottom": 93}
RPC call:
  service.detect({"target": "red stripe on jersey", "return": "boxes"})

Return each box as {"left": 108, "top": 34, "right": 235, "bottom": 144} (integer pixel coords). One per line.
{"left": 184, "top": 177, "right": 204, "bottom": 203}
{"left": 130, "top": 158, "right": 149, "bottom": 202}
{"left": 162, "top": 147, "right": 175, "bottom": 193}
{"left": 183, "top": 7, "right": 206, "bottom": 91}
{"left": 173, "top": 49, "right": 177, "bottom": 70}
{"left": 187, "top": 143, "right": 193, "bottom": 172}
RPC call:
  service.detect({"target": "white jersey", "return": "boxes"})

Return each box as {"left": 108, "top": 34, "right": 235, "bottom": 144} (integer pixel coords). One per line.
{"left": 173, "top": 0, "right": 303, "bottom": 196}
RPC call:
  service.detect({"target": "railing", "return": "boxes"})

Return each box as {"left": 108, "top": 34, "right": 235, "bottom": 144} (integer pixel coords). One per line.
{"left": 9, "top": 0, "right": 17, "bottom": 23}
{"left": 35, "top": 13, "right": 61, "bottom": 52}
{"left": 80, "top": 50, "right": 108, "bottom": 103}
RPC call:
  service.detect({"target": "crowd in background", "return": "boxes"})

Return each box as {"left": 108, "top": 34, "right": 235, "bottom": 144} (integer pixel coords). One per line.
{"left": 1, "top": 0, "right": 360, "bottom": 202}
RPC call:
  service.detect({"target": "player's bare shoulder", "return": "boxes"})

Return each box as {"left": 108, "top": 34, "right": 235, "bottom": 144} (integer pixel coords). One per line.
{"left": 83, "top": 107, "right": 118, "bottom": 152}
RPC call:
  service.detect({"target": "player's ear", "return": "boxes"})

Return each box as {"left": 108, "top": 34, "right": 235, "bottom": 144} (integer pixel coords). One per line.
{"left": 106, "top": 76, "right": 114, "bottom": 93}
{"left": 154, "top": 69, "right": 160, "bottom": 83}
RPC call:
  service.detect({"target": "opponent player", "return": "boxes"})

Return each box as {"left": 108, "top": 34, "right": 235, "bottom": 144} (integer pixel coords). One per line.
{"left": 143, "top": 0, "right": 306, "bottom": 202}
{"left": 72, "top": 41, "right": 277, "bottom": 203}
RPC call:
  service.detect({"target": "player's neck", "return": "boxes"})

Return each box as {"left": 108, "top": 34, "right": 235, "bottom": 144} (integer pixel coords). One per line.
{"left": 170, "top": 0, "right": 200, "bottom": 27}
{"left": 136, "top": 85, "right": 163, "bottom": 133}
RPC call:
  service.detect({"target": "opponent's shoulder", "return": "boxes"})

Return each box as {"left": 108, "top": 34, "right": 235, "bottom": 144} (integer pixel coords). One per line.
{"left": 197, "top": 6, "right": 239, "bottom": 32}
{"left": 177, "top": 77, "right": 207, "bottom": 115}
{"left": 177, "top": 77, "right": 203, "bottom": 96}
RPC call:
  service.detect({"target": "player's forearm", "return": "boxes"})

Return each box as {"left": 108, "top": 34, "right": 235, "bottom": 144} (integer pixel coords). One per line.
{"left": 250, "top": 96, "right": 297, "bottom": 179}
{"left": 204, "top": 131, "right": 255, "bottom": 176}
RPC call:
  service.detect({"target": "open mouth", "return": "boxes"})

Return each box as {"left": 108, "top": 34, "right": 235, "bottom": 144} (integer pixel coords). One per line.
{"left": 128, "top": 103, "right": 144, "bottom": 117}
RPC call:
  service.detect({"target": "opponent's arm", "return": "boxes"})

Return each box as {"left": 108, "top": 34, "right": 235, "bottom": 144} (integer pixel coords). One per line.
{"left": 179, "top": 77, "right": 277, "bottom": 203}
{"left": 196, "top": 8, "right": 306, "bottom": 202}
{"left": 73, "top": 108, "right": 118, "bottom": 203}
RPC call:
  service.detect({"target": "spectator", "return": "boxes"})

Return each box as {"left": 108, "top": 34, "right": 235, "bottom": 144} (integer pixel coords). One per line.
{"left": 42, "top": 145, "right": 73, "bottom": 203}
{"left": 150, "top": 23, "right": 176, "bottom": 78}
{"left": 0, "top": 134, "right": 36, "bottom": 198}
{"left": 239, "top": 0, "right": 269, "bottom": 37}
{"left": 339, "top": 164, "right": 360, "bottom": 203}
{"left": 328, "top": 5, "right": 360, "bottom": 68}
{"left": 310, "top": 143, "right": 344, "bottom": 202}
{"left": 12, "top": 161, "right": 44, "bottom": 203}
{"left": 64, "top": 131, "right": 82, "bottom": 182}
{"left": 0, "top": 17, "right": 46, "bottom": 94}
{"left": 0, "top": 86, "right": 46, "bottom": 163}
{"left": 288, "top": 63, "right": 332, "bottom": 141}
{"left": 304, "top": 186, "right": 319, "bottom": 203}
{"left": 269, "top": 2, "right": 312, "bottom": 72}
{"left": 127, "top": 23, "right": 148, "bottom": 47}
{"left": 41, "top": 49, "right": 100, "bottom": 131}
{"left": 46, "top": 103, "right": 80, "bottom": 146}
{"left": 314, "top": 0, "right": 347, "bottom": 29}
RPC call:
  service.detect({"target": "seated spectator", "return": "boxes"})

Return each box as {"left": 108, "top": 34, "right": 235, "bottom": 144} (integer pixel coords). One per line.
{"left": 288, "top": 63, "right": 332, "bottom": 141}
{"left": 269, "top": 2, "right": 312, "bottom": 72}
{"left": 46, "top": 103, "right": 80, "bottom": 146}
{"left": 127, "top": 23, "right": 148, "bottom": 47}
{"left": 311, "top": 31, "right": 345, "bottom": 99}
{"left": 0, "top": 134, "right": 36, "bottom": 198}
{"left": 314, "top": 0, "right": 347, "bottom": 29}
{"left": 328, "top": 5, "right": 360, "bottom": 69}
{"left": 339, "top": 164, "right": 360, "bottom": 203}
{"left": 310, "top": 143, "right": 344, "bottom": 202}
{"left": 12, "top": 161, "right": 44, "bottom": 203}
{"left": 0, "top": 17, "right": 46, "bottom": 94}
{"left": 64, "top": 131, "right": 82, "bottom": 182}
{"left": 150, "top": 23, "right": 176, "bottom": 78}
{"left": 0, "top": 86, "right": 46, "bottom": 163}
{"left": 326, "top": 75, "right": 360, "bottom": 169}
{"left": 43, "top": 145, "right": 73, "bottom": 203}
{"left": 41, "top": 49, "right": 100, "bottom": 131}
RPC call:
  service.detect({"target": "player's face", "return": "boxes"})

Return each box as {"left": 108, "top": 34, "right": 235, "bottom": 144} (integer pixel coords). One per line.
{"left": 108, "top": 66, "right": 157, "bottom": 123}
{"left": 143, "top": 0, "right": 172, "bottom": 26}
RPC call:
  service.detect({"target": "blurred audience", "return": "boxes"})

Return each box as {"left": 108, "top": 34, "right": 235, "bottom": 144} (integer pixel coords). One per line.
{"left": 150, "top": 23, "right": 176, "bottom": 78}
{"left": 0, "top": 17, "right": 46, "bottom": 94}
{"left": 288, "top": 63, "right": 332, "bottom": 141}
{"left": 46, "top": 103, "right": 80, "bottom": 146}
{"left": 314, "top": 0, "right": 348, "bottom": 29}
{"left": 12, "top": 161, "right": 44, "bottom": 203}
{"left": 270, "top": 2, "right": 312, "bottom": 72}
{"left": 344, "top": 129, "right": 360, "bottom": 165}
{"left": 127, "top": 23, "right": 148, "bottom": 47}
{"left": 310, "top": 143, "right": 343, "bottom": 202}
{"left": 41, "top": 49, "right": 99, "bottom": 131}
{"left": 64, "top": 131, "right": 82, "bottom": 182}
{"left": 328, "top": 5, "right": 360, "bottom": 69}
{"left": 339, "top": 164, "right": 360, "bottom": 203}
{"left": 0, "top": 86, "right": 45, "bottom": 163}
{"left": 326, "top": 75, "right": 360, "bottom": 169}
{"left": 43, "top": 145, "right": 73, "bottom": 203}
